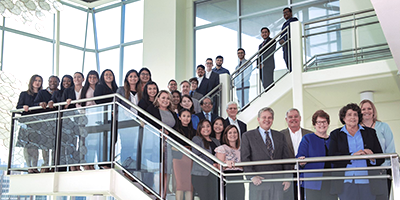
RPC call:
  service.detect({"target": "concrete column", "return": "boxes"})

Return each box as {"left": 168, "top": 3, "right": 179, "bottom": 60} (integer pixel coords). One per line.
{"left": 142, "top": 0, "right": 194, "bottom": 90}
{"left": 290, "top": 21, "right": 304, "bottom": 127}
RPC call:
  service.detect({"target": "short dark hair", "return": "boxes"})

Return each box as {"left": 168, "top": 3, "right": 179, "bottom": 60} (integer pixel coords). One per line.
{"left": 283, "top": 7, "right": 292, "bottom": 13}
{"left": 197, "top": 64, "right": 205, "bottom": 70}
{"left": 260, "top": 27, "right": 270, "bottom": 33}
{"left": 189, "top": 77, "right": 198, "bottom": 84}
{"left": 216, "top": 55, "right": 223, "bottom": 61}
{"left": 206, "top": 58, "right": 213, "bottom": 62}
{"left": 237, "top": 48, "right": 245, "bottom": 54}
{"left": 200, "top": 96, "right": 212, "bottom": 105}
{"left": 312, "top": 110, "right": 330, "bottom": 126}
{"left": 339, "top": 103, "right": 363, "bottom": 125}
{"left": 168, "top": 79, "right": 177, "bottom": 85}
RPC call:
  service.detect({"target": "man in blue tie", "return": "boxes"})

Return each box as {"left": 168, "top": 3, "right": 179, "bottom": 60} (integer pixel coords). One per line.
{"left": 195, "top": 96, "right": 218, "bottom": 122}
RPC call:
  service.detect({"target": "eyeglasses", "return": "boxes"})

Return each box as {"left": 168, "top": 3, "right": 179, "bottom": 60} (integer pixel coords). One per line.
{"left": 202, "top": 102, "right": 212, "bottom": 105}
{"left": 206, "top": 62, "right": 213, "bottom": 65}
{"left": 316, "top": 121, "right": 328, "bottom": 125}
{"left": 141, "top": 73, "right": 150, "bottom": 76}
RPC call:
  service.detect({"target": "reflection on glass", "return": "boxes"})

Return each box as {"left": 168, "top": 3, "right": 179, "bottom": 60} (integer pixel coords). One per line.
{"left": 195, "top": 0, "right": 236, "bottom": 26}
{"left": 60, "top": 105, "right": 112, "bottom": 169}
{"left": 12, "top": 112, "right": 57, "bottom": 172}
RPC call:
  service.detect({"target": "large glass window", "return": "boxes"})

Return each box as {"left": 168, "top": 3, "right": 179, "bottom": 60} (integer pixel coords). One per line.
{"left": 196, "top": 22, "right": 237, "bottom": 73}
{"left": 194, "top": 0, "right": 340, "bottom": 70}
{"left": 95, "top": 7, "right": 121, "bottom": 49}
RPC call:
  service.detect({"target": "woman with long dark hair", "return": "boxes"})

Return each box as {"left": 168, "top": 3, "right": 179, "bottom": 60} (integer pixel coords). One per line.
{"left": 16, "top": 74, "right": 43, "bottom": 173}
{"left": 171, "top": 108, "right": 195, "bottom": 200}
{"left": 191, "top": 119, "right": 220, "bottom": 200}
{"left": 178, "top": 95, "right": 200, "bottom": 130}
{"left": 137, "top": 68, "right": 152, "bottom": 101}
{"left": 138, "top": 81, "right": 159, "bottom": 120}
{"left": 49, "top": 75, "right": 73, "bottom": 107}
{"left": 116, "top": 69, "right": 139, "bottom": 113}
{"left": 94, "top": 69, "right": 118, "bottom": 104}
{"left": 211, "top": 117, "right": 225, "bottom": 144}
{"left": 62, "top": 72, "right": 85, "bottom": 109}
{"left": 80, "top": 70, "right": 99, "bottom": 107}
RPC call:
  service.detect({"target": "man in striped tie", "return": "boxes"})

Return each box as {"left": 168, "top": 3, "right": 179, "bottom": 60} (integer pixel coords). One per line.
{"left": 241, "top": 107, "right": 292, "bottom": 200}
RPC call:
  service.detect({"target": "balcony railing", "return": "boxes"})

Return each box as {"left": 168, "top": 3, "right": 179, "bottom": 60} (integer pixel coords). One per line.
{"left": 7, "top": 94, "right": 400, "bottom": 200}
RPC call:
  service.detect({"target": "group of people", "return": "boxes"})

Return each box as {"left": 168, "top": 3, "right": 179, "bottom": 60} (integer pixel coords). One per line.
{"left": 14, "top": 8, "right": 394, "bottom": 199}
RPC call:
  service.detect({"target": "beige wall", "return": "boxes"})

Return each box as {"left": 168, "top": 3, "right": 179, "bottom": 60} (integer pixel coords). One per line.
{"left": 142, "top": 0, "right": 194, "bottom": 90}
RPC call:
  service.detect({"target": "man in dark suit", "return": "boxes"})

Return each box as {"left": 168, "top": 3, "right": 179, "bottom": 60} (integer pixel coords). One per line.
{"left": 223, "top": 101, "right": 247, "bottom": 137}
{"left": 279, "top": 7, "right": 299, "bottom": 71}
{"left": 258, "top": 27, "right": 276, "bottom": 89}
{"left": 280, "top": 108, "right": 313, "bottom": 200}
{"left": 195, "top": 97, "right": 218, "bottom": 122}
{"left": 205, "top": 58, "right": 220, "bottom": 90}
{"left": 241, "top": 107, "right": 292, "bottom": 200}
{"left": 195, "top": 64, "right": 210, "bottom": 96}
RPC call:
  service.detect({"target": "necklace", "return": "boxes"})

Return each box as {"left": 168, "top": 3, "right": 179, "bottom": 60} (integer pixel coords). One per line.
{"left": 362, "top": 121, "right": 375, "bottom": 128}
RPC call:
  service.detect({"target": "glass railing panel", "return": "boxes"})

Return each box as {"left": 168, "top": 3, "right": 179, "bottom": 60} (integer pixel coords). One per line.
{"left": 303, "top": 10, "right": 392, "bottom": 71}
{"left": 59, "top": 104, "right": 112, "bottom": 170}
{"left": 114, "top": 103, "right": 161, "bottom": 196}
{"left": 300, "top": 167, "right": 390, "bottom": 200}
{"left": 11, "top": 112, "right": 58, "bottom": 173}
{"left": 224, "top": 172, "right": 295, "bottom": 200}
{"left": 164, "top": 134, "right": 221, "bottom": 200}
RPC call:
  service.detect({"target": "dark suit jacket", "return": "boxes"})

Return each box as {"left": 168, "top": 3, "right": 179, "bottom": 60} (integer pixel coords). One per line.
{"left": 61, "top": 86, "right": 78, "bottom": 109}
{"left": 191, "top": 135, "right": 221, "bottom": 176}
{"left": 196, "top": 77, "right": 210, "bottom": 96}
{"left": 190, "top": 90, "right": 203, "bottom": 100}
{"left": 280, "top": 128, "right": 313, "bottom": 158}
{"left": 328, "top": 126, "right": 384, "bottom": 195}
{"left": 34, "top": 89, "right": 52, "bottom": 106}
{"left": 207, "top": 71, "right": 220, "bottom": 91}
{"left": 196, "top": 111, "right": 218, "bottom": 123}
{"left": 51, "top": 90, "right": 63, "bottom": 103}
{"left": 94, "top": 83, "right": 117, "bottom": 104}
{"left": 224, "top": 118, "right": 247, "bottom": 137}
{"left": 241, "top": 128, "right": 292, "bottom": 173}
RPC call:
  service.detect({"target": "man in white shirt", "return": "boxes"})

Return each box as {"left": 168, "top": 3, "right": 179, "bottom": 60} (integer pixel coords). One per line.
{"left": 223, "top": 101, "right": 247, "bottom": 138}
{"left": 280, "top": 108, "right": 313, "bottom": 200}
{"left": 205, "top": 58, "right": 220, "bottom": 90}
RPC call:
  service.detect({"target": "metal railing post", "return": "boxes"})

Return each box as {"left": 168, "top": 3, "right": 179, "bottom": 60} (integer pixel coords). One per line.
{"left": 219, "top": 165, "right": 224, "bottom": 200}
{"left": 7, "top": 112, "right": 16, "bottom": 175}
{"left": 297, "top": 161, "right": 301, "bottom": 200}
{"left": 391, "top": 156, "right": 399, "bottom": 200}
{"left": 110, "top": 96, "right": 117, "bottom": 168}
{"left": 161, "top": 126, "right": 165, "bottom": 198}
{"left": 353, "top": 13, "right": 359, "bottom": 63}
{"left": 54, "top": 105, "right": 63, "bottom": 172}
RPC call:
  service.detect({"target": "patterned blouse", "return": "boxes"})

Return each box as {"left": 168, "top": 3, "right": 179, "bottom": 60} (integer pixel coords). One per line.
{"left": 215, "top": 144, "right": 242, "bottom": 171}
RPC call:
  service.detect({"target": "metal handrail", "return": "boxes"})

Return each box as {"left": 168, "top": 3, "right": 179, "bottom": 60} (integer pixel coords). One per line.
{"left": 10, "top": 93, "right": 226, "bottom": 168}
{"left": 231, "top": 26, "right": 288, "bottom": 79}
{"left": 199, "top": 83, "right": 222, "bottom": 102}
{"left": 303, "top": 8, "right": 375, "bottom": 26}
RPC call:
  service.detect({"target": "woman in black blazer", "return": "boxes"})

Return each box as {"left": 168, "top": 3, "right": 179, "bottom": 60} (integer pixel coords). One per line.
{"left": 50, "top": 74, "right": 73, "bottom": 105}
{"left": 329, "top": 103, "right": 384, "bottom": 200}
{"left": 62, "top": 72, "right": 85, "bottom": 109}
{"left": 137, "top": 81, "right": 159, "bottom": 120}
{"left": 145, "top": 90, "right": 178, "bottom": 198}
{"left": 137, "top": 68, "right": 152, "bottom": 101}
{"left": 34, "top": 75, "right": 59, "bottom": 109}
{"left": 94, "top": 69, "right": 118, "bottom": 104}
{"left": 16, "top": 74, "right": 43, "bottom": 173}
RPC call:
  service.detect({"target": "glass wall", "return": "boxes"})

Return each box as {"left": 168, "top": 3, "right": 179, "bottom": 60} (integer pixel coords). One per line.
{"left": 0, "top": 0, "right": 143, "bottom": 86}
{"left": 194, "top": 0, "right": 340, "bottom": 73}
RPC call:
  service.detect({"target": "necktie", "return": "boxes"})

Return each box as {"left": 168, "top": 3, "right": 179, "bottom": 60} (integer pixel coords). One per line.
{"left": 262, "top": 40, "right": 267, "bottom": 47}
{"left": 265, "top": 131, "right": 274, "bottom": 159}
{"left": 205, "top": 113, "right": 210, "bottom": 121}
